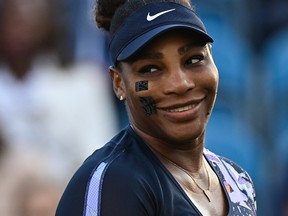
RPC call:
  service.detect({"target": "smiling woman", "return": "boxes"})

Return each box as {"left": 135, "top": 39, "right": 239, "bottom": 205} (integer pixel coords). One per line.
{"left": 116, "top": 30, "right": 218, "bottom": 145}
{"left": 56, "top": 1, "right": 257, "bottom": 216}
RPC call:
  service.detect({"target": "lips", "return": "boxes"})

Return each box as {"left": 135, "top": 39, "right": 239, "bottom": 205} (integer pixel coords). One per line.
{"left": 166, "top": 104, "right": 194, "bottom": 113}
{"left": 159, "top": 98, "right": 204, "bottom": 113}
{"left": 156, "top": 98, "right": 205, "bottom": 122}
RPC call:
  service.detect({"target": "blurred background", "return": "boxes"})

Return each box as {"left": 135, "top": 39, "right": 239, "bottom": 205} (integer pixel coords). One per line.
{"left": 0, "top": 0, "right": 287, "bottom": 215}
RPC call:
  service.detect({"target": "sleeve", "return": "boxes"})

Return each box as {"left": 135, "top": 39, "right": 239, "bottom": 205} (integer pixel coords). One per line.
{"left": 55, "top": 163, "right": 95, "bottom": 216}
{"left": 84, "top": 161, "right": 157, "bottom": 216}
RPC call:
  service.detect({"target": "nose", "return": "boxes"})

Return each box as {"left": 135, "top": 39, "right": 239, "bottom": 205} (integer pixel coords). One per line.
{"left": 163, "top": 66, "right": 195, "bottom": 95}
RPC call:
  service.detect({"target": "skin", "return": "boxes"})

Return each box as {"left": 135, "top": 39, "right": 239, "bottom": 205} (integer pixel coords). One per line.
{"left": 139, "top": 96, "right": 157, "bottom": 116}
{"left": 110, "top": 30, "right": 227, "bottom": 215}
{"left": 135, "top": 80, "right": 148, "bottom": 92}
{"left": 0, "top": 0, "right": 51, "bottom": 80}
{"left": 110, "top": 29, "right": 218, "bottom": 166}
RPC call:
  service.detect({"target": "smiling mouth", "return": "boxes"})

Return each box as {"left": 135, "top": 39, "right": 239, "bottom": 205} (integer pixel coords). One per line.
{"left": 166, "top": 104, "right": 195, "bottom": 113}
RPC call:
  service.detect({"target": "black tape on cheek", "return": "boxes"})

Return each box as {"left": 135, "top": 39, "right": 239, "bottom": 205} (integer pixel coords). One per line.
{"left": 135, "top": 80, "right": 148, "bottom": 92}
{"left": 140, "top": 97, "right": 157, "bottom": 116}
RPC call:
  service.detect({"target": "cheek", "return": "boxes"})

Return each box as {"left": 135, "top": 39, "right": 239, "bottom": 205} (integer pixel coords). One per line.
{"left": 203, "top": 64, "right": 219, "bottom": 93}
{"left": 213, "top": 68, "right": 219, "bottom": 89}
{"left": 136, "top": 81, "right": 157, "bottom": 116}
{"left": 209, "top": 60, "right": 219, "bottom": 87}
{"left": 205, "top": 68, "right": 219, "bottom": 113}
{"left": 139, "top": 96, "right": 157, "bottom": 116}
{"left": 126, "top": 80, "right": 158, "bottom": 116}
{"left": 135, "top": 80, "right": 149, "bottom": 92}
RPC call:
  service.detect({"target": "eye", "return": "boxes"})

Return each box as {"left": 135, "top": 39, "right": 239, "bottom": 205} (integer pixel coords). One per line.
{"left": 139, "top": 65, "right": 160, "bottom": 74}
{"left": 185, "top": 55, "right": 204, "bottom": 66}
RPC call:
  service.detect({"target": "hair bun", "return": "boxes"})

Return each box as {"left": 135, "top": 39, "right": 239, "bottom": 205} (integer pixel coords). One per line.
{"left": 95, "top": 0, "right": 126, "bottom": 32}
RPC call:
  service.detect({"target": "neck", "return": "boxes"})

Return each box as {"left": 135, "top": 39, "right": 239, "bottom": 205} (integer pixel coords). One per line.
{"left": 131, "top": 124, "right": 205, "bottom": 173}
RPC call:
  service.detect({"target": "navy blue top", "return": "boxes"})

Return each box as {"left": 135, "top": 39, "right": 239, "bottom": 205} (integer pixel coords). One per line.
{"left": 56, "top": 126, "right": 257, "bottom": 216}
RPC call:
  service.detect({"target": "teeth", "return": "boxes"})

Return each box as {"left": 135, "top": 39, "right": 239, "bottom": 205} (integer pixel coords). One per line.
{"left": 167, "top": 104, "right": 194, "bottom": 113}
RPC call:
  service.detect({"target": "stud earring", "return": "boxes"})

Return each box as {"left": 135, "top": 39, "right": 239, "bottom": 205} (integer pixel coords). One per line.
{"left": 120, "top": 96, "right": 124, "bottom": 101}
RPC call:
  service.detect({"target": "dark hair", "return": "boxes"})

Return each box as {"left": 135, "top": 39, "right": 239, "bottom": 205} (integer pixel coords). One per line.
{"left": 95, "top": 0, "right": 193, "bottom": 35}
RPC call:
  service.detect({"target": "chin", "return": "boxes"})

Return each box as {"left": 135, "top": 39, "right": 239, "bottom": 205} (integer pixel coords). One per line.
{"left": 162, "top": 125, "right": 205, "bottom": 144}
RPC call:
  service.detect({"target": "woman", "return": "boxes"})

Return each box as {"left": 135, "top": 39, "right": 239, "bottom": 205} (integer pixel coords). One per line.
{"left": 0, "top": 0, "right": 118, "bottom": 175}
{"left": 56, "top": 0, "right": 257, "bottom": 215}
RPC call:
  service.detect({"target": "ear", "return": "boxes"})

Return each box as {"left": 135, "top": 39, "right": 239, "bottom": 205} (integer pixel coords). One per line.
{"left": 109, "top": 66, "right": 126, "bottom": 100}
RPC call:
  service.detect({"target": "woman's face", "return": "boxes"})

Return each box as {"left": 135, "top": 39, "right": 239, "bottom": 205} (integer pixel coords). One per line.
{"left": 111, "top": 30, "right": 219, "bottom": 145}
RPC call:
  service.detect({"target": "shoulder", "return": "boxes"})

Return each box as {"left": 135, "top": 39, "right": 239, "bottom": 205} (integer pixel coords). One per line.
{"left": 87, "top": 134, "right": 161, "bottom": 195}
{"left": 205, "top": 148, "right": 256, "bottom": 195}
{"left": 204, "top": 148, "right": 257, "bottom": 214}
{"left": 56, "top": 128, "right": 132, "bottom": 215}
{"left": 84, "top": 129, "right": 162, "bottom": 215}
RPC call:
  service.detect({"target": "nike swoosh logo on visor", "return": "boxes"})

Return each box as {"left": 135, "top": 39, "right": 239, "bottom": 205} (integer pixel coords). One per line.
{"left": 147, "top": 8, "right": 176, "bottom": 21}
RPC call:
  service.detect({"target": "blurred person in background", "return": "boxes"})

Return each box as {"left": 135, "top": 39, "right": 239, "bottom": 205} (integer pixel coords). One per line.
{"left": 0, "top": 0, "right": 118, "bottom": 174}
{"left": 14, "top": 174, "right": 63, "bottom": 216}
{"left": 0, "top": 139, "right": 65, "bottom": 216}
{"left": 0, "top": 0, "right": 118, "bottom": 215}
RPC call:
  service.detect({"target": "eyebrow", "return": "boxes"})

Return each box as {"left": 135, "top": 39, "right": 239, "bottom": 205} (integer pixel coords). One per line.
{"left": 178, "top": 41, "right": 206, "bottom": 55}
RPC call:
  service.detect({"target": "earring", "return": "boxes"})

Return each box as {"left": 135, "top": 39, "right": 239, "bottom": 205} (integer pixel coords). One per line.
{"left": 119, "top": 96, "right": 124, "bottom": 101}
